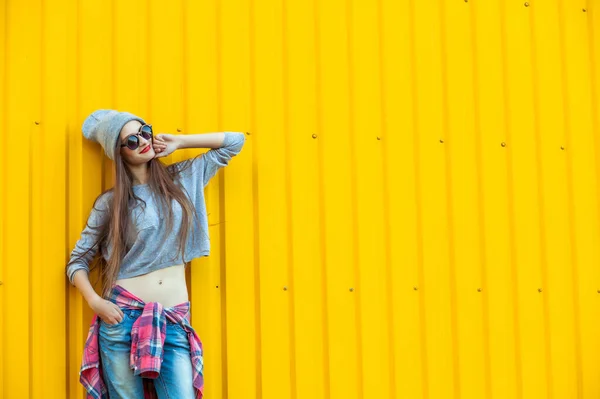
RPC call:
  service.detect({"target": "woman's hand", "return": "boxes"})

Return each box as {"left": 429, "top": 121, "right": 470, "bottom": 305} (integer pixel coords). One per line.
{"left": 88, "top": 295, "right": 124, "bottom": 325}
{"left": 152, "top": 133, "right": 181, "bottom": 158}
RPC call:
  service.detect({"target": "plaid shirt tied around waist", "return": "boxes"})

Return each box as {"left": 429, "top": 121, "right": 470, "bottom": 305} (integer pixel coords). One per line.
{"left": 78, "top": 285, "right": 204, "bottom": 399}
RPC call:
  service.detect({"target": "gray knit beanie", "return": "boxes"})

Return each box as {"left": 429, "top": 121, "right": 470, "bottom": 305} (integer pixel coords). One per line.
{"left": 82, "top": 109, "right": 146, "bottom": 160}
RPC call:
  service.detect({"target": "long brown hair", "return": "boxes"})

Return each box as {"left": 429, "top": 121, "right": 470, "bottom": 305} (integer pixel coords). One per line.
{"left": 67, "top": 149, "right": 203, "bottom": 298}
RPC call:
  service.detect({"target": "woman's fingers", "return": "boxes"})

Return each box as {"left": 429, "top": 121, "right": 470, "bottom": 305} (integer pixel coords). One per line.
{"left": 110, "top": 314, "right": 122, "bottom": 324}
{"left": 113, "top": 305, "right": 124, "bottom": 317}
{"left": 103, "top": 316, "right": 119, "bottom": 325}
{"left": 154, "top": 147, "right": 167, "bottom": 154}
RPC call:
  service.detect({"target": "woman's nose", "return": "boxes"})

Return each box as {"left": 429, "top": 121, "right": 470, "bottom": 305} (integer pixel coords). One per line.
{"left": 139, "top": 134, "right": 150, "bottom": 145}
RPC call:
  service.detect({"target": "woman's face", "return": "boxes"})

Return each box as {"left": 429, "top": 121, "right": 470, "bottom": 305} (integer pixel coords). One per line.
{"left": 119, "top": 120, "right": 155, "bottom": 165}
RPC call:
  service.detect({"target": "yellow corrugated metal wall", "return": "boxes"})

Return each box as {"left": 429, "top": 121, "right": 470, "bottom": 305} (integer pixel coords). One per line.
{"left": 1, "top": 0, "right": 599, "bottom": 398}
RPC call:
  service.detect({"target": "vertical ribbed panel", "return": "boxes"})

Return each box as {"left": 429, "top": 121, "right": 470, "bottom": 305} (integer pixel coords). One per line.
{"left": 1, "top": 1, "right": 599, "bottom": 398}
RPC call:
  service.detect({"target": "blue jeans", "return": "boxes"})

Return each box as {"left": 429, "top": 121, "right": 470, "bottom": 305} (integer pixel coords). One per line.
{"left": 98, "top": 308, "right": 196, "bottom": 399}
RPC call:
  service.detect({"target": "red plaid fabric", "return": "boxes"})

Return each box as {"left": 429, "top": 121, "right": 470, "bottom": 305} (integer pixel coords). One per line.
{"left": 79, "top": 285, "right": 204, "bottom": 398}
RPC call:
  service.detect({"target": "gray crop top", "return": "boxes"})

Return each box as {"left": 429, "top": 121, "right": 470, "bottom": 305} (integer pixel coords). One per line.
{"left": 66, "top": 131, "right": 246, "bottom": 285}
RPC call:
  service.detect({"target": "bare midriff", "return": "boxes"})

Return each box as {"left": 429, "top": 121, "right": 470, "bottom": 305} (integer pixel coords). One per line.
{"left": 115, "top": 263, "right": 188, "bottom": 308}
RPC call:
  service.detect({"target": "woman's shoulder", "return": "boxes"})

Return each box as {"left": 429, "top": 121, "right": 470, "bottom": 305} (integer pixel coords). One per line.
{"left": 94, "top": 188, "right": 114, "bottom": 211}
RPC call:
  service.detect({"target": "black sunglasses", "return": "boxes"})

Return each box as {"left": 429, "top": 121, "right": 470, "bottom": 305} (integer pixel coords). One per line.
{"left": 120, "top": 124, "right": 153, "bottom": 150}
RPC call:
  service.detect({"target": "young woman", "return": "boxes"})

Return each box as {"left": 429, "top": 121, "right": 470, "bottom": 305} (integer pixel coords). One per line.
{"left": 66, "top": 109, "right": 246, "bottom": 398}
